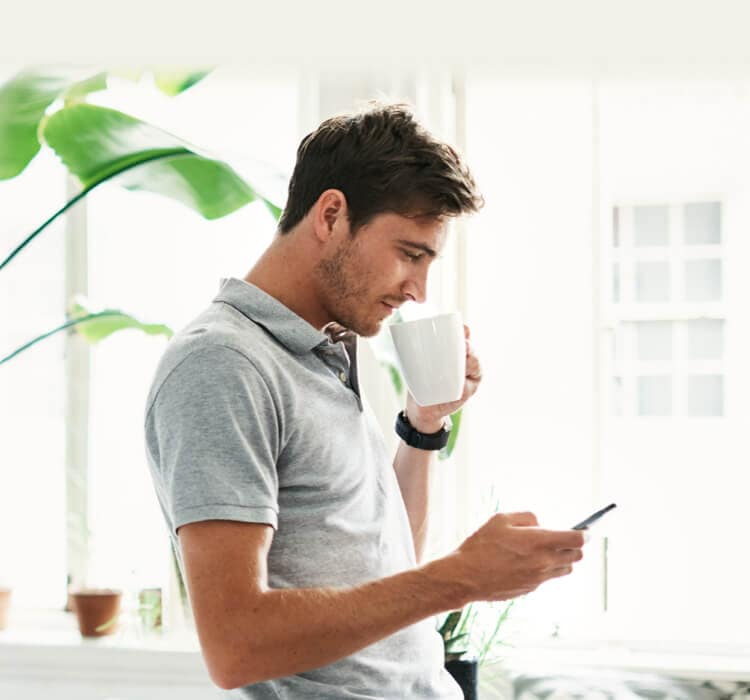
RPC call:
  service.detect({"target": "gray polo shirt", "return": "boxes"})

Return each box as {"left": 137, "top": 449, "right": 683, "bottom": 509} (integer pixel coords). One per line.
{"left": 144, "top": 277, "right": 461, "bottom": 699}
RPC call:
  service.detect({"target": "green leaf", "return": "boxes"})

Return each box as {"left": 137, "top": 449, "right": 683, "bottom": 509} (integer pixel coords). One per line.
{"left": 439, "top": 609, "right": 464, "bottom": 639}
{"left": 0, "top": 304, "right": 172, "bottom": 366}
{"left": 444, "top": 633, "right": 470, "bottom": 651}
{"left": 62, "top": 72, "right": 108, "bottom": 103}
{"left": 153, "top": 68, "right": 212, "bottom": 96}
{"left": 40, "top": 103, "right": 278, "bottom": 220}
{"left": 264, "top": 198, "right": 283, "bottom": 221}
{"left": 0, "top": 69, "right": 73, "bottom": 179}
{"left": 94, "top": 613, "right": 119, "bottom": 633}
{"left": 69, "top": 300, "right": 173, "bottom": 344}
{"left": 387, "top": 364, "right": 404, "bottom": 396}
{"left": 108, "top": 66, "right": 146, "bottom": 83}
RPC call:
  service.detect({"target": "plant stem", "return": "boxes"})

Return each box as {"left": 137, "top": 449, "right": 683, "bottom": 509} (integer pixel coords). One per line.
{"left": 0, "top": 311, "right": 122, "bottom": 365}
{"left": 0, "top": 149, "right": 191, "bottom": 272}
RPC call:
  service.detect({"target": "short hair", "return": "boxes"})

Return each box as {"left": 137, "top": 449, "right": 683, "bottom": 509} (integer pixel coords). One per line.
{"left": 277, "top": 102, "right": 484, "bottom": 234}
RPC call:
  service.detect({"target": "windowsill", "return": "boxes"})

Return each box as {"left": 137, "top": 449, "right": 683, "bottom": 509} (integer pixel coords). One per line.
{"left": 3, "top": 610, "right": 750, "bottom": 686}
{"left": 505, "top": 639, "right": 750, "bottom": 683}
{"left": 0, "top": 608, "right": 212, "bottom": 686}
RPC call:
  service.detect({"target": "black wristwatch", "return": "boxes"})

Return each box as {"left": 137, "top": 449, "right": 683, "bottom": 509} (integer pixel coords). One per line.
{"left": 395, "top": 410, "right": 451, "bottom": 451}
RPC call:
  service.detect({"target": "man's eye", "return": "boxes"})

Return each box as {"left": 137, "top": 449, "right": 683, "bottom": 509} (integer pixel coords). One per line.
{"left": 402, "top": 250, "right": 422, "bottom": 261}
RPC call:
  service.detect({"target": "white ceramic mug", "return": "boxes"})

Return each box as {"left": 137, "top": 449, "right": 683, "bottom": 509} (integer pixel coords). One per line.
{"left": 388, "top": 312, "right": 466, "bottom": 406}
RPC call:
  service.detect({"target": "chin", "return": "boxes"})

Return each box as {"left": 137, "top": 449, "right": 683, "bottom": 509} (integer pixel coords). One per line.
{"left": 348, "top": 317, "right": 382, "bottom": 338}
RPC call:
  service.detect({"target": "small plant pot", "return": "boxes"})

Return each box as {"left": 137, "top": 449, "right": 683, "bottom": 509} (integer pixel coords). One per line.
{"left": 138, "top": 587, "right": 162, "bottom": 633}
{"left": 445, "top": 658, "right": 478, "bottom": 700}
{"left": 0, "top": 588, "right": 11, "bottom": 630}
{"left": 71, "top": 589, "right": 122, "bottom": 637}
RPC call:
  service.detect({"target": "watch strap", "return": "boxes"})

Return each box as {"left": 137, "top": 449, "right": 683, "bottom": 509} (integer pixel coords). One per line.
{"left": 395, "top": 410, "right": 450, "bottom": 451}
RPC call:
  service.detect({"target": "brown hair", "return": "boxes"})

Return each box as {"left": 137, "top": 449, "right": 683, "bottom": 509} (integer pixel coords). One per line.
{"left": 278, "top": 102, "right": 483, "bottom": 234}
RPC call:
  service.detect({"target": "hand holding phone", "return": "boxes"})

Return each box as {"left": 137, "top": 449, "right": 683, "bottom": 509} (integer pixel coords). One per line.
{"left": 572, "top": 503, "right": 617, "bottom": 530}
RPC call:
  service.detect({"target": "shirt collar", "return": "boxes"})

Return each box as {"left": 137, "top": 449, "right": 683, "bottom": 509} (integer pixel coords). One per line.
{"left": 213, "top": 278, "right": 330, "bottom": 354}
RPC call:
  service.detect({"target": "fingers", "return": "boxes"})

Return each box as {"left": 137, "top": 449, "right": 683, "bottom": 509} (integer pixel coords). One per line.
{"left": 556, "top": 547, "right": 584, "bottom": 565}
{"left": 536, "top": 529, "right": 586, "bottom": 550}
{"left": 506, "top": 511, "right": 539, "bottom": 527}
{"left": 466, "top": 354, "right": 482, "bottom": 382}
{"left": 547, "top": 565, "right": 574, "bottom": 579}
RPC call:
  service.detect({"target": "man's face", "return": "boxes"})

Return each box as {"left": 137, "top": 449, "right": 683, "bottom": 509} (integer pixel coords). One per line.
{"left": 314, "top": 212, "right": 448, "bottom": 337}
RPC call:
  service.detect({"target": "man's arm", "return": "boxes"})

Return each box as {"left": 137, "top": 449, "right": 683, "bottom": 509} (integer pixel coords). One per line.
{"left": 393, "top": 324, "right": 481, "bottom": 563}
{"left": 392, "top": 420, "right": 441, "bottom": 564}
{"left": 179, "top": 514, "right": 584, "bottom": 690}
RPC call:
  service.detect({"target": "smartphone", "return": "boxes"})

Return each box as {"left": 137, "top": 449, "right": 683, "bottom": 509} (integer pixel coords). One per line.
{"left": 572, "top": 503, "right": 617, "bottom": 530}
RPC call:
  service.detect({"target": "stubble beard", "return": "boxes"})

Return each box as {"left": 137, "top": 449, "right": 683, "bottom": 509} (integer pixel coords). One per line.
{"left": 314, "top": 242, "right": 381, "bottom": 337}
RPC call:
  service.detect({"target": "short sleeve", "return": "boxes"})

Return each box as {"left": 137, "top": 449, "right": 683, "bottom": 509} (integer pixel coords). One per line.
{"left": 145, "top": 344, "right": 280, "bottom": 535}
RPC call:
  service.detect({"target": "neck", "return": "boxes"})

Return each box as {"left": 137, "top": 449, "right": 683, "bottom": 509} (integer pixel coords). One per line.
{"left": 243, "top": 231, "right": 331, "bottom": 330}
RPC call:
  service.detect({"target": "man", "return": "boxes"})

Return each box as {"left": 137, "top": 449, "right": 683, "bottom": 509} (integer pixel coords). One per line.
{"left": 144, "top": 103, "right": 585, "bottom": 698}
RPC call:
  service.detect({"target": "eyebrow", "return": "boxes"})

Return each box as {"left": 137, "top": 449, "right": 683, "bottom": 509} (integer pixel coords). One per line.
{"left": 395, "top": 240, "right": 438, "bottom": 258}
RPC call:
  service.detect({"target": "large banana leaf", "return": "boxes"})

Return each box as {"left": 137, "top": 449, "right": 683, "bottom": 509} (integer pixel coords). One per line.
{"left": 0, "top": 68, "right": 107, "bottom": 179}
{"left": 0, "top": 104, "right": 281, "bottom": 271}
{"left": 0, "top": 66, "right": 211, "bottom": 181}
{"left": 41, "top": 104, "right": 269, "bottom": 219}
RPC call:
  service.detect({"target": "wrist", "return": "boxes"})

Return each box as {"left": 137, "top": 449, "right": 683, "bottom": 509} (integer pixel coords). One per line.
{"left": 418, "top": 553, "right": 475, "bottom": 611}
{"left": 407, "top": 414, "right": 444, "bottom": 434}
{"left": 396, "top": 411, "right": 451, "bottom": 451}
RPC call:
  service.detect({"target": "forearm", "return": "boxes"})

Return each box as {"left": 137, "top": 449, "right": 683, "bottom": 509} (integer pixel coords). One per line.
{"left": 393, "top": 439, "right": 437, "bottom": 563}
{"left": 205, "top": 554, "right": 468, "bottom": 689}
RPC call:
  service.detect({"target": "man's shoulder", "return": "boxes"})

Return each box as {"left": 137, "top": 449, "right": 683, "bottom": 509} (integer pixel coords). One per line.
{"left": 144, "top": 302, "right": 279, "bottom": 418}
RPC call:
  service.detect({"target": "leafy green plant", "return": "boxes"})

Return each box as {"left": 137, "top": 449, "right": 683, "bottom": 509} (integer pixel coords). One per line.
{"left": 437, "top": 488, "right": 516, "bottom": 670}
{"left": 0, "top": 65, "right": 282, "bottom": 621}
{"left": 0, "top": 66, "right": 281, "bottom": 363}
{"left": 438, "top": 600, "right": 514, "bottom": 665}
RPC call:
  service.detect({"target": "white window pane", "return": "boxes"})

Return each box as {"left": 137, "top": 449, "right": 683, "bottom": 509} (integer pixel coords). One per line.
{"left": 685, "top": 259, "right": 722, "bottom": 301}
{"left": 612, "top": 263, "right": 620, "bottom": 302}
{"left": 638, "top": 375, "right": 672, "bottom": 416}
{"left": 0, "top": 144, "right": 67, "bottom": 610}
{"left": 636, "top": 321, "right": 672, "bottom": 362}
{"left": 633, "top": 205, "right": 669, "bottom": 246}
{"left": 684, "top": 202, "right": 721, "bottom": 245}
{"left": 688, "top": 319, "right": 724, "bottom": 360}
{"left": 613, "top": 207, "right": 620, "bottom": 247}
{"left": 636, "top": 261, "right": 670, "bottom": 302}
{"left": 612, "top": 376, "right": 623, "bottom": 416}
{"left": 611, "top": 329, "right": 622, "bottom": 366}
{"left": 688, "top": 375, "right": 724, "bottom": 416}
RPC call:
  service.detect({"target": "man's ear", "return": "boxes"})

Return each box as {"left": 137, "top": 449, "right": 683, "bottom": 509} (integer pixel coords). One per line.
{"left": 312, "top": 189, "right": 349, "bottom": 243}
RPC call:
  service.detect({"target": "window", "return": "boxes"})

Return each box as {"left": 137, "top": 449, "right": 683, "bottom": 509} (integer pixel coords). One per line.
{"left": 0, "top": 140, "right": 67, "bottom": 608}
{"left": 599, "top": 82, "right": 749, "bottom": 646}
{"left": 464, "top": 76, "right": 750, "bottom": 647}
{"left": 0, "top": 66, "right": 299, "bottom": 608}
{"left": 609, "top": 201, "right": 725, "bottom": 418}
{"left": 84, "top": 70, "right": 299, "bottom": 592}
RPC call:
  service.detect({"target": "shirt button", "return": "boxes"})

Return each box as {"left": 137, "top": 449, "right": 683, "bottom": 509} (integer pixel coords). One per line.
{"left": 338, "top": 371, "right": 347, "bottom": 384}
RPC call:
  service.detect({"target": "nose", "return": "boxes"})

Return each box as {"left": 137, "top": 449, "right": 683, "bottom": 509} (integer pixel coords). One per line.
{"left": 401, "top": 266, "right": 429, "bottom": 304}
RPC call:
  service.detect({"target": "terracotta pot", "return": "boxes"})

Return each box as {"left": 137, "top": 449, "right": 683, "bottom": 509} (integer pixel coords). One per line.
{"left": 0, "top": 588, "right": 11, "bottom": 630}
{"left": 70, "top": 589, "right": 122, "bottom": 637}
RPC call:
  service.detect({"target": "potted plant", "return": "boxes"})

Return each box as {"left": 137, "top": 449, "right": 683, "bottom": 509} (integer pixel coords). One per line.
{"left": 70, "top": 587, "right": 123, "bottom": 637}
{"left": 438, "top": 600, "right": 515, "bottom": 700}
